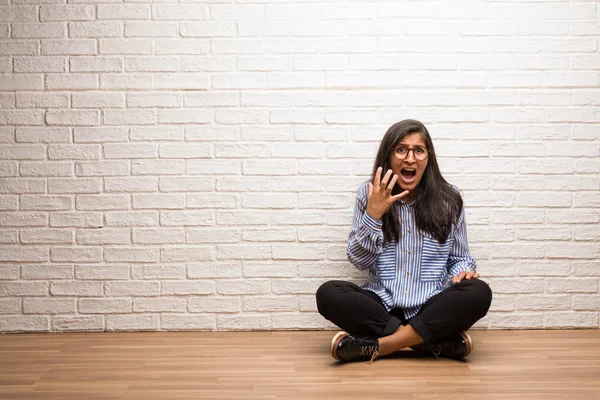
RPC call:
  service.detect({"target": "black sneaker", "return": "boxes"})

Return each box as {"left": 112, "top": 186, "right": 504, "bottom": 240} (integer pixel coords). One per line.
{"left": 330, "top": 331, "right": 380, "bottom": 363}
{"left": 420, "top": 331, "right": 473, "bottom": 359}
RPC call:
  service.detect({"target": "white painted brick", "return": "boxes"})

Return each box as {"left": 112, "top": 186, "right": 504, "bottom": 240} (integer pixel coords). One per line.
{"left": 48, "top": 178, "right": 101, "bottom": 194}
{"left": 180, "top": 22, "right": 235, "bottom": 38}
{"left": 298, "top": 160, "right": 352, "bottom": 175}
{"left": 50, "top": 281, "right": 102, "bottom": 296}
{"left": 97, "top": 5, "right": 149, "bottom": 20}
{"left": 105, "top": 211, "right": 157, "bottom": 227}
{"left": 79, "top": 298, "right": 131, "bottom": 314}
{"left": 103, "top": 110, "right": 155, "bottom": 126}
{"left": 488, "top": 244, "right": 545, "bottom": 259}
{"left": 99, "top": 39, "right": 152, "bottom": 55}
{"left": 132, "top": 194, "right": 184, "bottom": 210}
{"left": 41, "top": 5, "right": 94, "bottom": 22}
{"left": 20, "top": 229, "right": 73, "bottom": 244}
{"left": 134, "top": 298, "right": 186, "bottom": 313}
{"left": 242, "top": 193, "right": 296, "bottom": 209}
{"left": 0, "top": 213, "right": 46, "bottom": 228}
{"left": 0, "top": 110, "right": 44, "bottom": 125}
{"left": 212, "top": 73, "right": 265, "bottom": 89}
{"left": 0, "top": 144, "right": 44, "bottom": 160}
{"left": 157, "top": 110, "right": 211, "bottom": 124}
{"left": 100, "top": 74, "right": 153, "bottom": 90}
{"left": 155, "top": 73, "right": 209, "bottom": 90}
{"left": 21, "top": 195, "right": 72, "bottom": 211}
{"left": 70, "top": 56, "right": 123, "bottom": 72}
{"left": 153, "top": 5, "right": 207, "bottom": 20}
{"left": 298, "top": 193, "right": 351, "bottom": 209}
{"left": 216, "top": 177, "right": 269, "bottom": 192}
{"left": 0, "top": 41, "right": 39, "bottom": 56}
{"left": 187, "top": 193, "right": 237, "bottom": 209}
{"left": 0, "top": 316, "right": 49, "bottom": 332}
{"left": 238, "top": 56, "right": 292, "bottom": 72}
{"left": 187, "top": 159, "right": 240, "bottom": 175}
{"left": 242, "top": 160, "right": 296, "bottom": 175}
{"left": 131, "top": 160, "right": 184, "bottom": 176}
{"left": 14, "top": 57, "right": 66, "bottom": 73}
{"left": 272, "top": 244, "right": 327, "bottom": 260}
{"left": 242, "top": 228, "right": 296, "bottom": 243}
{"left": 16, "top": 127, "right": 70, "bottom": 143}
{"left": 161, "top": 281, "right": 214, "bottom": 295}
{"left": 133, "top": 228, "right": 184, "bottom": 244}
{"left": 46, "top": 110, "right": 100, "bottom": 126}
{"left": 244, "top": 296, "right": 297, "bottom": 312}
{"left": 161, "top": 315, "right": 215, "bottom": 331}
{"left": 127, "top": 92, "right": 180, "bottom": 107}
{"left": 23, "top": 298, "right": 76, "bottom": 314}
{"left": 217, "top": 279, "right": 270, "bottom": 295}
{"left": 159, "top": 144, "right": 211, "bottom": 159}
{"left": 211, "top": 5, "right": 264, "bottom": 21}
{"left": 0, "top": 229, "right": 18, "bottom": 244}
{"left": 217, "top": 244, "right": 271, "bottom": 260}
{"left": 0, "top": 195, "right": 18, "bottom": 210}
{"left": 160, "top": 210, "right": 213, "bottom": 227}
{"left": 243, "top": 262, "right": 297, "bottom": 278}
{"left": 217, "top": 315, "right": 270, "bottom": 331}
{"left": 544, "top": 312, "right": 598, "bottom": 329}
{"left": 186, "top": 228, "right": 239, "bottom": 244}
{"left": 76, "top": 194, "right": 129, "bottom": 211}
{"left": 21, "top": 265, "right": 73, "bottom": 280}
{"left": 156, "top": 40, "right": 209, "bottom": 55}
{"left": 107, "top": 315, "right": 159, "bottom": 331}
{"left": 266, "top": 4, "right": 318, "bottom": 21}
{"left": 189, "top": 296, "right": 240, "bottom": 313}
{"left": 75, "top": 161, "right": 128, "bottom": 177}
{"left": 187, "top": 261, "right": 242, "bottom": 279}
{"left": 125, "top": 22, "right": 176, "bottom": 37}
{"left": 104, "top": 247, "right": 159, "bottom": 263}
{"left": 0, "top": 299, "right": 21, "bottom": 314}
{"left": 104, "top": 177, "right": 157, "bottom": 193}
{"left": 42, "top": 39, "right": 96, "bottom": 55}
{"left": 72, "top": 92, "right": 124, "bottom": 108}
{"left": 516, "top": 295, "right": 570, "bottom": 311}
{"left": 181, "top": 56, "right": 235, "bottom": 72}
{"left": 51, "top": 247, "right": 102, "bottom": 263}
{"left": 73, "top": 126, "right": 127, "bottom": 143}
{"left": 161, "top": 246, "right": 215, "bottom": 262}
{"left": 216, "top": 210, "right": 269, "bottom": 226}
{"left": 131, "top": 265, "right": 185, "bottom": 280}
{"left": 76, "top": 229, "right": 130, "bottom": 245}
{"left": 105, "top": 282, "right": 159, "bottom": 296}
{"left": 48, "top": 144, "right": 99, "bottom": 161}
{"left": 50, "top": 212, "right": 101, "bottom": 228}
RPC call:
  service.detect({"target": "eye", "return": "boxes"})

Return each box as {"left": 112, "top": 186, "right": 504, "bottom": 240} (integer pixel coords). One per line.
{"left": 396, "top": 147, "right": 408, "bottom": 154}
{"left": 415, "top": 147, "right": 425, "bottom": 154}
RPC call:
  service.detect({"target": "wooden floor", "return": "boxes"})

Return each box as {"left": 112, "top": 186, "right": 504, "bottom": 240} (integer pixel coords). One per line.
{"left": 0, "top": 330, "right": 599, "bottom": 400}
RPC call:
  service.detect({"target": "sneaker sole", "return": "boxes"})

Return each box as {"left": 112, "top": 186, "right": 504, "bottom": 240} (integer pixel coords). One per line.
{"left": 330, "top": 331, "right": 349, "bottom": 360}
{"left": 460, "top": 331, "right": 473, "bottom": 357}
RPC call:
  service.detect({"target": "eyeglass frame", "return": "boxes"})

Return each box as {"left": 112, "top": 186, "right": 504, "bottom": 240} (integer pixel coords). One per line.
{"left": 391, "top": 145, "right": 431, "bottom": 161}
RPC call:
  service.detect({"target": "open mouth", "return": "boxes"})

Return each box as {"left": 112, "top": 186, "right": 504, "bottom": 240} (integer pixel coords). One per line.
{"left": 400, "top": 168, "right": 416, "bottom": 183}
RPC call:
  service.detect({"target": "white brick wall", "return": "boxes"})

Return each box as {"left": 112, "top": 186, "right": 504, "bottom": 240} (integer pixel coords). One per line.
{"left": 0, "top": 1, "right": 598, "bottom": 333}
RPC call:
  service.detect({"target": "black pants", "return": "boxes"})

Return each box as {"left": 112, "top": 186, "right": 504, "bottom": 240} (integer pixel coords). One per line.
{"left": 316, "top": 279, "right": 492, "bottom": 343}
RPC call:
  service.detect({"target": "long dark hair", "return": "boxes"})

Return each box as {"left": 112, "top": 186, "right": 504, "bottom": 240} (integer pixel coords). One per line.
{"left": 372, "top": 119, "right": 463, "bottom": 244}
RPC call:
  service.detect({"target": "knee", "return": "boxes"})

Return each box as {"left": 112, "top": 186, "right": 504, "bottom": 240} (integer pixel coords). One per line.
{"left": 469, "top": 278, "right": 493, "bottom": 313}
{"left": 315, "top": 280, "right": 345, "bottom": 316}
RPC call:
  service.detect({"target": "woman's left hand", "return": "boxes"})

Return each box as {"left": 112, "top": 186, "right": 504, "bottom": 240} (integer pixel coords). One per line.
{"left": 451, "top": 270, "right": 480, "bottom": 285}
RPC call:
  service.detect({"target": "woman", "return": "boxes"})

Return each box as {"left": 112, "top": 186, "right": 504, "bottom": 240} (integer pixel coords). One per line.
{"left": 316, "top": 119, "right": 492, "bottom": 363}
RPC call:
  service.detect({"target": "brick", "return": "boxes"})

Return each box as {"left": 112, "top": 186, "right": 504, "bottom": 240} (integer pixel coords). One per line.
{"left": 76, "top": 228, "right": 130, "bottom": 245}
{"left": 189, "top": 296, "right": 240, "bottom": 313}
{"left": 131, "top": 160, "right": 184, "bottom": 175}
{"left": 50, "top": 212, "right": 101, "bottom": 228}
{"left": 20, "top": 161, "right": 72, "bottom": 177}
{"left": 186, "top": 228, "right": 240, "bottom": 244}
{"left": 23, "top": 298, "right": 76, "bottom": 314}
{"left": 21, "top": 229, "right": 73, "bottom": 244}
{"left": 107, "top": 315, "right": 159, "bottom": 331}
{"left": 131, "top": 265, "right": 185, "bottom": 280}
{"left": 50, "top": 281, "right": 102, "bottom": 296}
{"left": 79, "top": 298, "right": 131, "bottom": 314}
{"left": 0, "top": 316, "right": 48, "bottom": 332}
{"left": 187, "top": 261, "right": 242, "bottom": 279}
{"left": 105, "top": 282, "right": 159, "bottom": 297}
{"left": 161, "top": 281, "right": 214, "bottom": 295}
{"left": 105, "top": 177, "right": 157, "bottom": 193}
{"left": 105, "top": 211, "right": 157, "bottom": 227}
{"left": 161, "top": 315, "right": 214, "bottom": 331}
{"left": 76, "top": 194, "right": 129, "bottom": 210}
{"left": 104, "top": 247, "right": 159, "bottom": 263}
{"left": 21, "top": 265, "right": 73, "bottom": 280}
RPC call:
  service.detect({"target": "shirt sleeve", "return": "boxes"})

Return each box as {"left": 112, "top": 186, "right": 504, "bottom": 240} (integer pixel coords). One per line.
{"left": 446, "top": 207, "right": 477, "bottom": 278}
{"left": 346, "top": 182, "right": 384, "bottom": 272}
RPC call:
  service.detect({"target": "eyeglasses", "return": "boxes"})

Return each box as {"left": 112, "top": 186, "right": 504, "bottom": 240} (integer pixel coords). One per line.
{"left": 392, "top": 145, "right": 430, "bottom": 161}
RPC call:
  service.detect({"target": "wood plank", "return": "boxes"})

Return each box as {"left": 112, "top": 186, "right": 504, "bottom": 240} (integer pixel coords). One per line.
{"left": 0, "top": 330, "right": 598, "bottom": 399}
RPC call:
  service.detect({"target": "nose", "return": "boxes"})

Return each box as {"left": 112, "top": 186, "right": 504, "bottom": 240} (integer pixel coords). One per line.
{"left": 404, "top": 149, "right": 416, "bottom": 163}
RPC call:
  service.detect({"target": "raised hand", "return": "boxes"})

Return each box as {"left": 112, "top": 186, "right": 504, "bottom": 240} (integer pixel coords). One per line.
{"left": 366, "top": 167, "right": 410, "bottom": 221}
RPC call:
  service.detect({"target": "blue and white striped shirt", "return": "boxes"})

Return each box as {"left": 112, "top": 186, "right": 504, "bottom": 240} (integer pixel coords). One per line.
{"left": 347, "top": 181, "right": 477, "bottom": 319}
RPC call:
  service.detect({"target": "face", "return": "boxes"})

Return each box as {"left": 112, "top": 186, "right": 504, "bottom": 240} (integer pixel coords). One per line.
{"left": 389, "top": 132, "right": 428, "bottom": 200}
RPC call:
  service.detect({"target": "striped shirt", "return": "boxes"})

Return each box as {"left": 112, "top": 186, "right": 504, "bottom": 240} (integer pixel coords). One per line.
{"left": 347, "top": 181, "right": 477, "bottom": 319}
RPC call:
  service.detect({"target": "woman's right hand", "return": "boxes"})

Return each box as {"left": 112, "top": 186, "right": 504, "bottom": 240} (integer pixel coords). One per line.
{"left": 366, "top": 167, "right": 410, "bottom": 220}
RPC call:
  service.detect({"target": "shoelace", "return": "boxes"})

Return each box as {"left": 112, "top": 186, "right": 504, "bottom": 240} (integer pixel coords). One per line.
{"left": 367, "top": 350, "right": 380, "bottom": 365}
{"left": 429, "top": 344, "right": 441, "bottom": 360}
